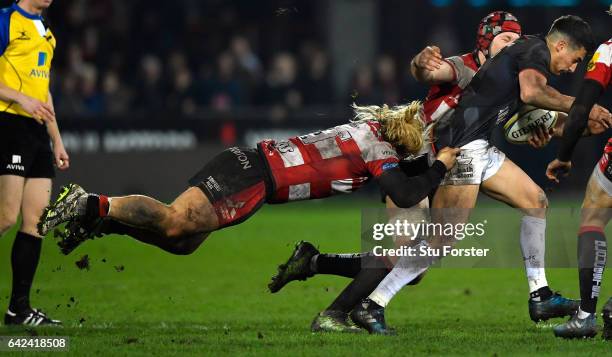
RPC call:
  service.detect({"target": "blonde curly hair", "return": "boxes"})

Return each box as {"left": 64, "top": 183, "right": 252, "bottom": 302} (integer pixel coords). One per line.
{"left": 351, "top": 101, "right": 430, "bottom": 154}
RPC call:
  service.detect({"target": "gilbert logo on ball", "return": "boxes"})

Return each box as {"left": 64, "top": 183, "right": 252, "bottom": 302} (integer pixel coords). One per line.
{"left": 503, "top": 107, "right": 558, "bottom": 144}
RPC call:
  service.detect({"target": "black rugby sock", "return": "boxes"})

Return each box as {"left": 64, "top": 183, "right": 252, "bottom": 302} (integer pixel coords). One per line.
{"left": 530, "top": 286, "right": 553, "bottom": 301}
{"left": 577, "top": 227, "right": 607, "bottom": 313}
{"left": 85, "top": 194, "right": 109, "bottom": 222}
{"left": 327, "top": 259, "right": 390, "bottom": 313}
{"left": 313, "top": 253, "right": 374, "bottom": 278}
{"left": 9, "top": 232, "right": 42, "bottom": 313}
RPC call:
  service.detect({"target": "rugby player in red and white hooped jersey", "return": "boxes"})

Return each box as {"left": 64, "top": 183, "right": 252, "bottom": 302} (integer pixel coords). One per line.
{"left": 265, "top": 12, "right": 533, "bottom": 333}
{"left": 547, "top": 35, "right": 612, "bottom": 339}
{"left": 36, "top": 102, "right": 461, "bottom": 258}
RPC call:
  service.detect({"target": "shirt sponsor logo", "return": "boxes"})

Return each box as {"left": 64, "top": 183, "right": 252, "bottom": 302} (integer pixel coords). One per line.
{"left": 29, "top": 69, "right": 49, "bottom": 78}
{"left": 12, "top": 155, "right": 21, "bottom": 164}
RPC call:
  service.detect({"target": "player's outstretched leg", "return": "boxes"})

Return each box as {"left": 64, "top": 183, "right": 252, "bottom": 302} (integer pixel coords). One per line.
{"left": 602, "top": 297, "right": 612, "bottom": 341}
{"left": 39, "top": 183, "right": 218, "bottom": 254}
{"left": 55, "top": 217, "right": 208, "bottom": 255}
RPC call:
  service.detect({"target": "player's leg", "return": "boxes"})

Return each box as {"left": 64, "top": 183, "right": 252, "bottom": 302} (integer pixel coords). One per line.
{"left": 480, "top": 158, "right": 579, "bottom": 321}
{"left": 269, "top": 198, "right": 426, "bottom": 333}
{"left": 351, "top": 184, "right": 479, "bottom": 334}
{"left": 0, "top": 175, "right": 24, "bottom": 235}
{"left": 49, "top": 186, "right": 217, "bottom": 255}
{"left": 104, "top": 187, "right": 218, "bottom": 239}
{"left": 268, "top": 197, "right": 428, "bottom": 293}
{"left": 352, "top": 141, "right": 492, "bottom": 334}
{"left": 554, "top": 171, "right": 611, "bottom": 338}
{"left": 5, "top": 178, "right": 59, "bottom": 325}
{"left": 367, "top": 185, "right": 478, "bottom": 307}
{"left": 42, "top": 147, "right": 269, "bottom": 254}
{"left": 89, "top": 218, "right": 209, "bottom": 255}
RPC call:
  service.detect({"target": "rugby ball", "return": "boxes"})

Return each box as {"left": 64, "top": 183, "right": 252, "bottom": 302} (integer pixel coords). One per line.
{"left": 503, "top": 106, "right": 558, "bottom": 144}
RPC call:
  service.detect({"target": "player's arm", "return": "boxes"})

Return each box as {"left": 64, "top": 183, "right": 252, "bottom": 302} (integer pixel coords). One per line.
{"left": 519, "top": 69, "right": 610, "bottom": 125}
{"left": 45, "top": 92, "right": 69, "bottom": 170}
{"left": 557, "top": 79, "right": 604, "bottom": 159}
{"left": 518, "top": 69, "right": 574, "bottom": 112}
{"left": 545, "top": 79, "right": 605, "bottom": 182}
{"left": 410, "top": 46, "right": 455, "bottom": 85}
{"left": 378, "top": 148, "right": 459, "bottom": 208}
{"left": 0, "top": 82, "right": 55, "bottom": 124}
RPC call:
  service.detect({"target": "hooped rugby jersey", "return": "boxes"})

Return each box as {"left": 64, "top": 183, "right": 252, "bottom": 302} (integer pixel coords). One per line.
{"left": 585, "top": 39, "right": 612, "bottom": 89}
{"left": 258, "top": 121, "right": 400, "bottom": 203}
{"left": 423, "top": 53, "right": 479, "bottom": 125}
{"left": 0, "top": 3, "right": 55, "bottom": 118}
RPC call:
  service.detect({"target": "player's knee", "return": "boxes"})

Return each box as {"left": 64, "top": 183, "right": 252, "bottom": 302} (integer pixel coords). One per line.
{"left": 526, "top": 187, "right": 548, "bottom": 209}
{"left": 536, "top": 189, "right": 548, "bottom": 209}
{"left": 163, "top": 224, "right": 186, "bottom": 240}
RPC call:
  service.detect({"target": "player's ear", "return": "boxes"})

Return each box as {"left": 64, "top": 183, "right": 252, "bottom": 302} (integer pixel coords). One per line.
{"left": 555, "top": 39, "right": 567, "bottom": 53}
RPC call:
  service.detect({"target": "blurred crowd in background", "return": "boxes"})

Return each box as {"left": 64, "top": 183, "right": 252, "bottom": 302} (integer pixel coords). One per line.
{"left": 32, "top": 0, "right": 612, "bottom": 118}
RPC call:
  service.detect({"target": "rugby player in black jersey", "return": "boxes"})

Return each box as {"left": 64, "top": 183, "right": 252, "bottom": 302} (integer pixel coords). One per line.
{"left": 345, "top": 15, "right": 612, "bottom": 333}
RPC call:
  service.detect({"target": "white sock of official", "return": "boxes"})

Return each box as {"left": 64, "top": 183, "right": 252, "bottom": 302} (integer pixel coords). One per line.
{"left": 520, "top": 216, "right": 549, "bottom": 297}
{"left": 368, "top": 255, "right": 429, "bottom": 308}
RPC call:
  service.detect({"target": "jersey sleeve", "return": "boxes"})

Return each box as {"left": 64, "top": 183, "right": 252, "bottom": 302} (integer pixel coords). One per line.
{"left": 0, "top": 9, "right": 11, "bottom": 56}
{"left": 445, "top": 56, "right": 473, "bottom": 89}
{"left": 585, "top": 42, "right": 612, "bottom": 89}
{"left": 517, "top": 40, "right": 551, "bottom": 79}
{"left": 363, "top": 141, "right": 400, "bottom": 178}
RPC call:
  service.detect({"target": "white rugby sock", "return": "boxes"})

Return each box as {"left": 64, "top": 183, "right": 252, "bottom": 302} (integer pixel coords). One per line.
{"left": 520, "top": 216, "right": 549, "bottom": 295}
{"left": 576, "top": 307, "right": 592, "bottom": 319}
{"left": 368, "top": 242, "right": 432, "bottom": 308}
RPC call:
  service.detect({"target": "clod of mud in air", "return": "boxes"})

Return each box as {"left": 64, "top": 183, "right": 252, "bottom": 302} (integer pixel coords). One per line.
{"left": 75, "top": 255, "right": 90, "bottom": 270}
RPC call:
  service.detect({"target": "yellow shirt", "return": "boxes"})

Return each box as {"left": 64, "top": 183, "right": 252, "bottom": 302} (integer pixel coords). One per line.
{"left": 0, "top": 4, "right": 55, "bottom": 118}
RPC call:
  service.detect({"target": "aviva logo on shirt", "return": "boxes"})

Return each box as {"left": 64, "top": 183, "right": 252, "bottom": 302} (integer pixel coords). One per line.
{"left": 29, "top": 51, "right": 49, "bottom": 78}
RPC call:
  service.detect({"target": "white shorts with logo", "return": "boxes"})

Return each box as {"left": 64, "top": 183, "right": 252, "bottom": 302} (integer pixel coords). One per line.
{"left": 593, "top": 166, "right": 612, "bottom": 196}
{"left": 429, "top": 139, "right": 506, "bottom": 186}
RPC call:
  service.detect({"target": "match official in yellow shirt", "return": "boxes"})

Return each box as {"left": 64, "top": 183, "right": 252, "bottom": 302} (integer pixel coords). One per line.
{"left": 0, "top": 0, "right": 66, "bottom": 326}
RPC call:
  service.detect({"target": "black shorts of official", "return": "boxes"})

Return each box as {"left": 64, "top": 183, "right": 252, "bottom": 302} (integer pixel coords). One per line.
{"left": 188, "top": 147, "right": 273, "bottom": 229}
{"left": 0, "top": 112, "right": 55, "bottom": 178}
{"left": 379, "top": 153, "right": 430, "bottom": 204}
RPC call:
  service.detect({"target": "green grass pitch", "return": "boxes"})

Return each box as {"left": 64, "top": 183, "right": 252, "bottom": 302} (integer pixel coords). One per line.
{"left": 0, "top": 198, "right": 610, "bottom": 356}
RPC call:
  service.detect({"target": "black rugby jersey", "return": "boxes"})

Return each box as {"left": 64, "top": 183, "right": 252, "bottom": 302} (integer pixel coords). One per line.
{"left": 434, "top": 35, "right": 552, "bottom": 148}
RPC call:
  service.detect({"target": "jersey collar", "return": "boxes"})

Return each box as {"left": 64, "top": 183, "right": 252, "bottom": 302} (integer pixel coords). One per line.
{"left": 12, "top": 3, "right": 43, "bottom": 20}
